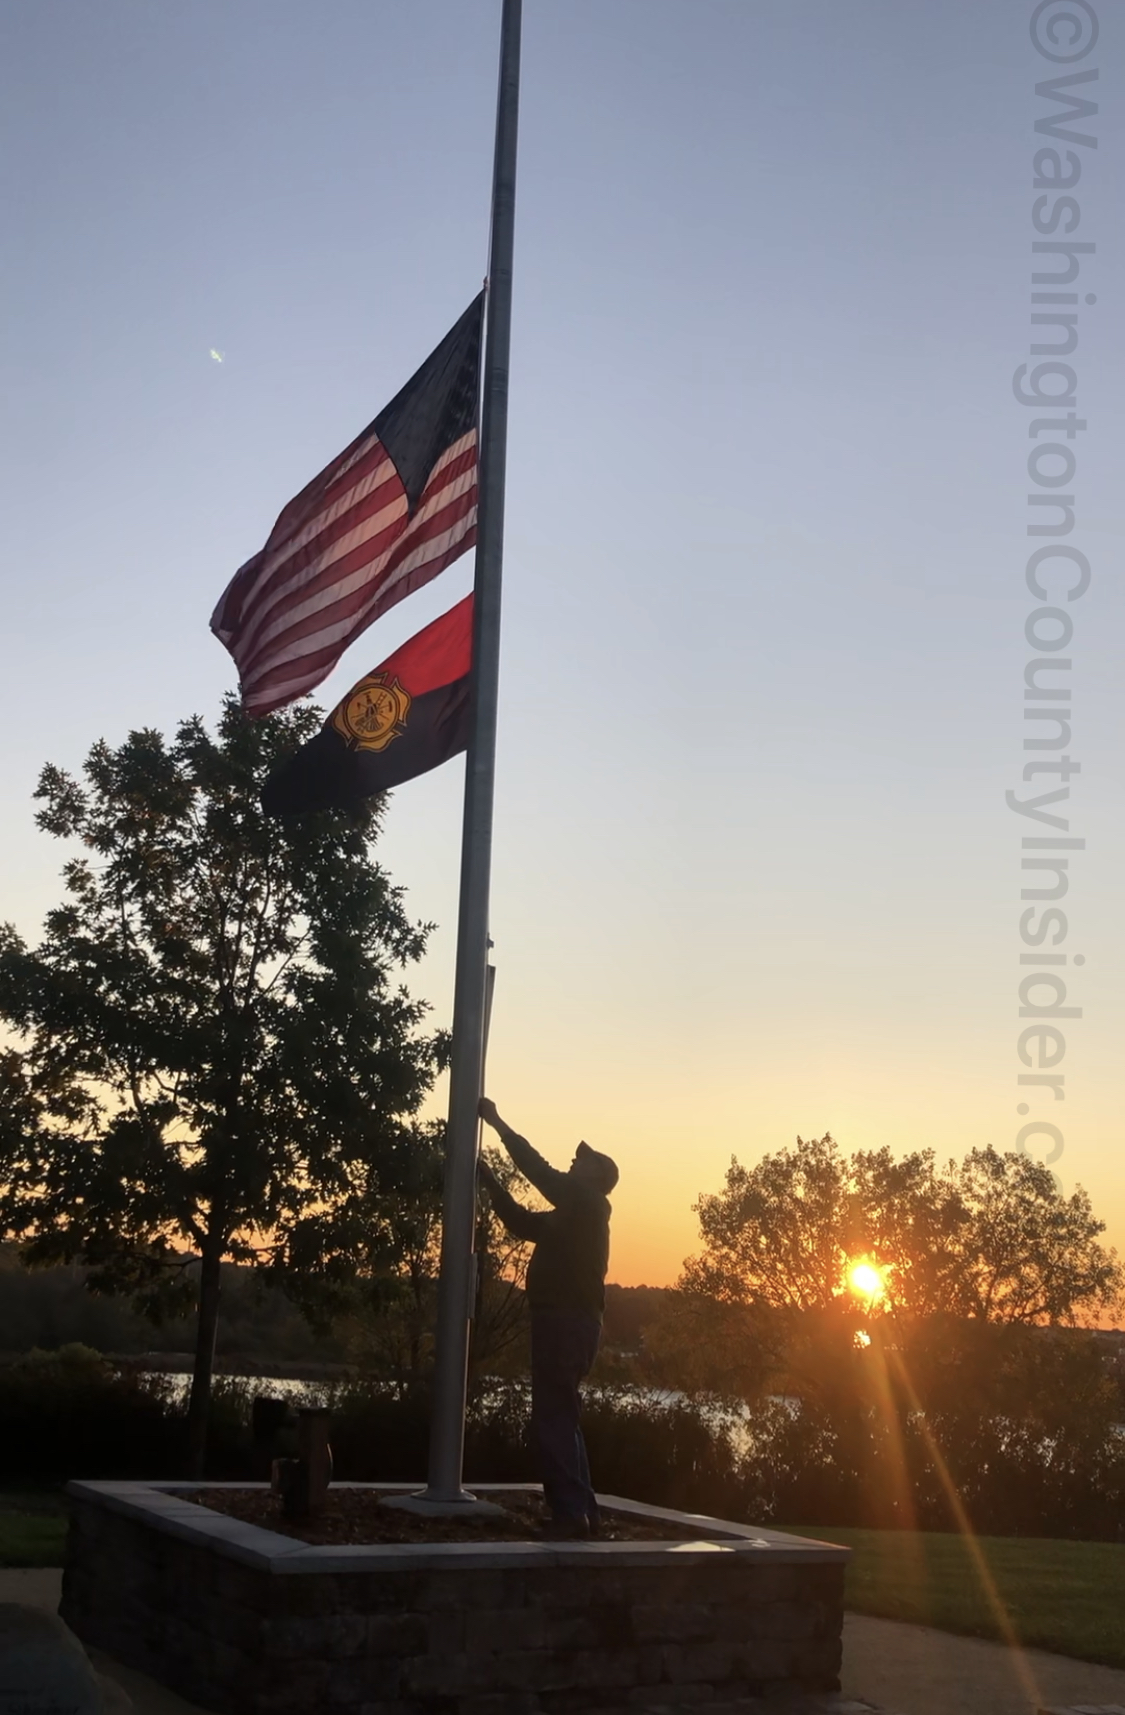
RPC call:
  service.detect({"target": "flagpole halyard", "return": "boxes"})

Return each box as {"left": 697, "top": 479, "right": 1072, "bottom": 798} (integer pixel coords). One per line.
{"left": 422, "top": 0, "right": 522, "bottom": 1505}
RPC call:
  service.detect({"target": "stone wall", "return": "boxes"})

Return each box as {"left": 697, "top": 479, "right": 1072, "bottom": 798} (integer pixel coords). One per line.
{"left": 61, "top": 1482, "right": 848, "bottom": 1715}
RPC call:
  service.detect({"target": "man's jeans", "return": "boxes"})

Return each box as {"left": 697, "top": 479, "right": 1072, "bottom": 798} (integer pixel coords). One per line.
{"left": 530, "top": 1308, "right": 602, "bottom": 1525}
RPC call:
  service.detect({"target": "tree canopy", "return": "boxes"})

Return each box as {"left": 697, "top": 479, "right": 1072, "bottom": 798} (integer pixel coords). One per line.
{"left": 680, "top": 1134, "right": 1123, "bottom": 1326}
{"left": 334, "top": 1129, "right": 533, "bottom": 1391}
{"left": 0, "top": 698, "right": 446, "bottom": 1466}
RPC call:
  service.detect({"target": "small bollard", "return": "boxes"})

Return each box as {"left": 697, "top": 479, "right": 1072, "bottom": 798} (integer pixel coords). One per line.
{"left": 273, "top": 1406, "right": 332, "bottom": 1521}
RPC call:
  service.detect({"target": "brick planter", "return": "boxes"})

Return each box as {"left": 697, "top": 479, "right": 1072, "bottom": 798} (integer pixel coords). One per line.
{"left": 62, "top": 1481, "right": 849, "bottom": 1714}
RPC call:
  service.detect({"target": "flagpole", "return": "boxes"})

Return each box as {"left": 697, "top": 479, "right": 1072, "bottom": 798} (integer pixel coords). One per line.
{"left": 422, "top": 0, "right": 521, "bottom": 1505}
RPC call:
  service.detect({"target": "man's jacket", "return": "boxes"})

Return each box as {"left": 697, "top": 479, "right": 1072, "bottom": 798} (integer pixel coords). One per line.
{"left": 487, "top": 1133, "right": 611, "bottom": 1321}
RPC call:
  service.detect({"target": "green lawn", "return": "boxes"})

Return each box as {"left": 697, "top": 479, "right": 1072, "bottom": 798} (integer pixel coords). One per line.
{"left": 0, "top": 1491, "right": 67, "bottom": 1567}
{"left": 787, "top": 1523, "right": 1125, "bottom": 1671}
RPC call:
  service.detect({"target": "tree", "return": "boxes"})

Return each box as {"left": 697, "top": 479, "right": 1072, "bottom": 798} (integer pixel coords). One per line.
{"left": 679, "top": 1135, "right": 1123, "bottom": 1326}
{"left": 0, "top": 698, "right": 445, "bottom": 1470}
{"left": 639, "top": 1290, "right": 784, "bottom": 1401}
{"left": 327, "top": 1131, "right": 533, "bottom": 1391}
{"left": 681, "top": 1134, "right": 851, "bottom": 1312}
{"left": 666, "top": 1138, "right": 1125, "bottom": 1536}
{"left": 938, "top": 1147, "right": 1121, "bottom": 1325}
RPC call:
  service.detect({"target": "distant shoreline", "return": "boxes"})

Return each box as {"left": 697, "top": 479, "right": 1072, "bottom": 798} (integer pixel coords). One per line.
{"left": 0, "top": 1350, "right": 356, "bottom": 1383}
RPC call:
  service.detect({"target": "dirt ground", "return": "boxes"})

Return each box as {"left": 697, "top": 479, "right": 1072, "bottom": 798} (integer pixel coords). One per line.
{"left": 191, "top": 1485, "right": 692, "bottom": 1544}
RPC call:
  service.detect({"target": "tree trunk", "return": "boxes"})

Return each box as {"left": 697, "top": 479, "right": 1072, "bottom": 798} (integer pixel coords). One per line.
{"left": 186, "top": 1242, "right": 223, "bottom": 1478}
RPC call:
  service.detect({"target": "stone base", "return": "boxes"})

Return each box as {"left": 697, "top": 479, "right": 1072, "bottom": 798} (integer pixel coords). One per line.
{"left": 61, "top": 1481, "right": 850, "bottom": 1715}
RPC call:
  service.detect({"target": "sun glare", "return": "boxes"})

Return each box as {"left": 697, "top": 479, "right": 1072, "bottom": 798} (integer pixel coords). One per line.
{"left": 847, "top": 1259, "right": 887, "bottom": 1302}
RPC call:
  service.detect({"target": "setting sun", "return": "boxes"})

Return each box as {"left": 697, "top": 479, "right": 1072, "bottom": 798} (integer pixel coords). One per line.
{"left": 847, "top": 1260, "right": 888, "bottom": 1302}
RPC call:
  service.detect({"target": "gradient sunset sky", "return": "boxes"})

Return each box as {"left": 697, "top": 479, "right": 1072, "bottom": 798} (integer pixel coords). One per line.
{"left": 2, "top": 1, "right": 1123, "bottom": 1290}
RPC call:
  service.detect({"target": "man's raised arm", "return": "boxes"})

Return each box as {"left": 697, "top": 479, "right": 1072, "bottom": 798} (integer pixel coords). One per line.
{"left": 477, "top": 1156, "right": 550, "bottom": 1242}
{"left": 478, "top": 1098, "right": 571, "bottom": 1206}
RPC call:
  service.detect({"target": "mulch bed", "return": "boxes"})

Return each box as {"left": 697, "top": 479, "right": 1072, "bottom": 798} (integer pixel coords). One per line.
{"left": 189, "top": 1487, "right": 702, "bottom": 1546}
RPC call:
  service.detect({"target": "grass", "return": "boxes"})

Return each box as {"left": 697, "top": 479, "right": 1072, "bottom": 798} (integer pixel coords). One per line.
{"left": 787, "top": 1523, "right": 1125, "bottom": 1671}
{"left": 0, "top": 1490, "right": 67, "bottom": 1567}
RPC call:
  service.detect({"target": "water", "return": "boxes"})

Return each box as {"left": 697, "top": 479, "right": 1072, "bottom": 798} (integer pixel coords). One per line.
{"left": 141, "top": 1371, "right": 328, "bottom": 1405}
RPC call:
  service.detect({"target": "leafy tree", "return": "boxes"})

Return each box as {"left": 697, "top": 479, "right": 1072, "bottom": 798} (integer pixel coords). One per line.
{"left": 939, "top": 1147, "right": 1121, "bottom": 1325}
{"left": 470, "top": 1148, "right": 536, "bottom": 1380}
{"left": 0, "top": 1240, "right": 349, "bottom": 1364}
{"left": 600, "top": 1285, "right": 670, "bottom": 1353}
{"left": 665, "top": 1136, "right": 1125, "bottom": 1535}
{"left": 680, "top": 1135, "right": 1123, "bottom": 1326}
{"left": 847, "top": 1146, "right": 968, "bottom": 1316}
{"left": 639, "top": 1290, "right": 784, "bottom": 1401}
{"left": 335, "top": 1132, "right": 533, "bottom": 1390}
{"left": 0, "top": 699, "right": 445, "bottom": 1470}
{"left": 682, "top": 1134, "right": 850, "bottom": 1312}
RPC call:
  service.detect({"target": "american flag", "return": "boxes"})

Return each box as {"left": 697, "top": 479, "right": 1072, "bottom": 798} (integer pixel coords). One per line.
{"left": 211, "top": 296, "right": 483, "bottom": 718}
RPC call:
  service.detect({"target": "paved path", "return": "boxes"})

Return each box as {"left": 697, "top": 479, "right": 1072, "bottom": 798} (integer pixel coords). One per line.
{"left": 5, "top": 1569, "right": 1125, "bottom": 1714}
{"left": 843, "top": 1613, "right": 1125, "bottom": 1715}
{"left": 0, "top": 1570, "right": 207, "bottom": 1714}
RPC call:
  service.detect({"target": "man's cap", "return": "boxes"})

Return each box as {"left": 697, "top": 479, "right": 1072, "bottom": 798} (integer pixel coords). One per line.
{"left": 577, "top": 1140, "right": 619, "bottom": 1193}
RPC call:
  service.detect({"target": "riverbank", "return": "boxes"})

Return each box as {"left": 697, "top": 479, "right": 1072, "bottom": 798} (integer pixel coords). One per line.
{"left": 0, "top": 1350, "right": 354, "bottom": 1382}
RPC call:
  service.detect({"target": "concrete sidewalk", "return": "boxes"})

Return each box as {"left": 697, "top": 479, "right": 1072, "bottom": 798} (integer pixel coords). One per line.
{"left": 842, "top": 1613, "right": 1125, "bottom": 1715}
{"left": 5, "top": 1568, "right": 1125, "bottom": 1715}
{"left": 0, "top": 1570, "right": 207, "bottom": 1714}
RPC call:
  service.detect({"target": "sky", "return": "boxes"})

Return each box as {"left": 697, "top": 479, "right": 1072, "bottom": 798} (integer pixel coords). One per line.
{"left": 1, "top": 0, "right": 1123, "bottom": 1290}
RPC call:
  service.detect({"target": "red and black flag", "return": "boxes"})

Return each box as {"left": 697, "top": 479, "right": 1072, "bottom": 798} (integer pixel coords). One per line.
{"left": 211, "top": 296, "right": 483, "bottom": 718}
{"left": 261, "top": 596, "right": 473, "bottom": 815}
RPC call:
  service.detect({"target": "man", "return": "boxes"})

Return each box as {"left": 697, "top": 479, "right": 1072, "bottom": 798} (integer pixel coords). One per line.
{"left": 477, "top": 1096, "right": 618, "bottom": 1540}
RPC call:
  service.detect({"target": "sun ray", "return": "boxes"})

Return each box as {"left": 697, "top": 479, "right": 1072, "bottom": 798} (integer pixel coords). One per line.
{"left": 883, "top": 1343, "right": 1044, "bottom": 1711}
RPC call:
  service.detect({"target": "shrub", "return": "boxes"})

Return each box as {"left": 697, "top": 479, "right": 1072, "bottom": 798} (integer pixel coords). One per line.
{"left": 0, "top": 1349, "right": 261, "bottom": 1483}
{"left": 3, "top": 1349, "right": 1122, "bottom": 1541}
{"left": 0, "top": 1348, "right": 182, "bottom": 1483}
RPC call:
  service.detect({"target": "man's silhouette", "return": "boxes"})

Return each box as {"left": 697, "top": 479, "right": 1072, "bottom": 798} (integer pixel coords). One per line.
{"left": 477, "top": 1096, "right": 618, "bottom": 1540}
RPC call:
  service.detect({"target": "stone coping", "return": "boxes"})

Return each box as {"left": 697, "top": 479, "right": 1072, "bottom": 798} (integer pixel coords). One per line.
{"left": 65, "top": 1480, "right": 851, "bottom": 1576}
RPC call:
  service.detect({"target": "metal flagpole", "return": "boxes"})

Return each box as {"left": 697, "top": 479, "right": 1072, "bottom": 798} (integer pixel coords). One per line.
{"left": 421, "top": 0, "right": 522, "bottom": 1506}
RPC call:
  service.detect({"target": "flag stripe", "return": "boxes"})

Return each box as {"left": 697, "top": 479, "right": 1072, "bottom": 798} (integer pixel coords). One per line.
{"left": 224, "top": 448, "right": 401, "bottom": 651}
{"left": 259, "top": 443, "right": 399, "bottom": 582}
{"left": 238, "top": 442, "right": 476, "bottom": 687}
{"left": 247, "top": 527, "right": 478, "bottom": 713}
{"left": 374, "top": 592, "right": 473, "bottom": 696}
{"left": 238, "top": 434, "right": 476, "bottom": 664}
{"left": 263, "top": 446, "right": 399, "bottom": 573}
{"left": 235, "top": 477, "right": 410, "bottom": 670}
{"left": 210, "top": 297, "right": 483, "bottom": 718}
{"left": 242, "top": 510, "right": 478, "bottom": 707}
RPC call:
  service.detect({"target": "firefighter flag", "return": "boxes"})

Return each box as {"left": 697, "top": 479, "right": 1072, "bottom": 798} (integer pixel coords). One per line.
{"left": 261, "top": 596, "right": 473, "bottom": 815}
{"left": 211, "top": 297, "right": 483, "bottom": 717}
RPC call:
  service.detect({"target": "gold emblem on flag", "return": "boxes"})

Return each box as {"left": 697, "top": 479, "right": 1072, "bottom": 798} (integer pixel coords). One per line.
{"left": 332, "top": 673, "right": 412, "bottom": 752}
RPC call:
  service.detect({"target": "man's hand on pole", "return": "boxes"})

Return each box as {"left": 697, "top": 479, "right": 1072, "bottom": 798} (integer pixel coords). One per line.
{"left": 478, "top": 1096, "right": 499, "bottom": 1129}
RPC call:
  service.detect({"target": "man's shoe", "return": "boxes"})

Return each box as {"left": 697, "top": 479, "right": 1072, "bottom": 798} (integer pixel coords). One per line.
{"left": 537, "top": 1516, "right": 590, "bottom": 1541}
